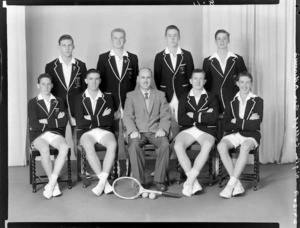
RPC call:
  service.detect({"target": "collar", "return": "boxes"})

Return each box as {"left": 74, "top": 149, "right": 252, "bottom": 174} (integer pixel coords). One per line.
{"left": 58, "top": 55, "right": 76, "bottom": 65}
{"left": 209, "top": 51, "right": 237, "bottom": 60}
{"left": 234, "top": 91, "right": 257, "bottom": 101}
{"left": 189, "top": 88, "right": 207, "bottom": 97}
{"left": 37, "top": 93, "right": 56, "bottom": 101}
{"left": 141, "top": 88, "right": 151, "bottom": 96}
{"left": 109, "top": 49, "right": 129, "bottom": 58}
{"left": 164, "top": 46, "right": 182, "bottom": 55}
{"left": 84, "top": 89, "right": 103, "bottom": 100}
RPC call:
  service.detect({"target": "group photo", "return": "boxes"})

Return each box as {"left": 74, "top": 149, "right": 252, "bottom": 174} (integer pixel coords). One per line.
{"left": 4, "top": 1, "right": 296, "bottom": 227}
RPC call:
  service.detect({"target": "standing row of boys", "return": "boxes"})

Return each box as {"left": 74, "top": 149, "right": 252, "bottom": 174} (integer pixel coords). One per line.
{"left": 28, "top": 25, "right": 263, "bottom": 200}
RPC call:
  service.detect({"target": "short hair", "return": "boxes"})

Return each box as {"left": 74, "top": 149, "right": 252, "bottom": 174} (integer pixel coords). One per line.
{"left": 215, "top": 29, "right": 230, "bottom": 40}
{"left": 111, "top": 28, "right": 126, "bottom": 38}
{"left": 190, "top": 68, "right": 206, "bottom": 79}
{"left": 138, "top": 67, "right": 152, "bottom": 76}
{"left": 86, "top": 68, "right": 101, "bottom": 78}
{"left": 236, "top": 71, "right": 253, "bottom": 82}
{"left": 165, "top": 25, "right": 180, "bottom": 36}
{"left": 37, "top": 73, "right": 53, "bottom": 83}
{"left": 58, "top": 34, "right": 74, "bottom": 45}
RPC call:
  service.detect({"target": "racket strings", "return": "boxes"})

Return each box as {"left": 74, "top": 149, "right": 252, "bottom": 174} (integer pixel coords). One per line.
{"left": 113, "top": 178, "right": 140, "bottom": 199}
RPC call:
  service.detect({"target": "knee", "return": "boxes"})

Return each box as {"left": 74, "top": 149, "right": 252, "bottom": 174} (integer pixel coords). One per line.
{"left": 128, "top": 139, "right": 141, "bottom": 152}
{"left": 217, "top": 142, "right": 228, "bottom": 155}
{"left": 58, "top": 143, "right": 69, "bottom": 156}
{"left": 81, "top": 141, "right": 95, "bottom": 155}
{"left": 174, "top": 141, "right": 185, "bottom": 154}
{"left": 106, "top": 139, "right": 117, "bottom": 152}
{"left": 160, "top": 139, "right": 170, "bottom": 151}
{"left": 239, "top": 144, "right": 251, "bottom": 155}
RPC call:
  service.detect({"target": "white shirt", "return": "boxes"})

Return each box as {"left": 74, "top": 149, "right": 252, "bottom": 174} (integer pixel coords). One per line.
{"left": 189, "top": 88, "right": 207, "bottom": 105}
{"left": 38, "top": 93, "right": 56, "bottom": 112}
{"left": 235, "top": 92, "right": 257, "bottom": 119}
{"left": 59, "top": 55, "right": 76, "bottom": 87}
{"left": 165, "top": 46, "right": 182, "bottom": 71}
{"left": 109, "top": 49, "right": 129, "bottom": 77}
{"left": 84, "top": 89, "right": 103, "bottom": 114}
{"left": 209, "top": 51, "right": 237, "bottom": 74}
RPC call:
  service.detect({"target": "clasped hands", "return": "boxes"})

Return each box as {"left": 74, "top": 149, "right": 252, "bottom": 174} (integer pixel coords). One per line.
{"left": 130, "top": 129, "right": 166, "bottom": 139}
{"left": 39, "top": 111, "right": 65, "bottom": 124}
{"left": 231, "top": 113, "right": 260, "bottom": 124}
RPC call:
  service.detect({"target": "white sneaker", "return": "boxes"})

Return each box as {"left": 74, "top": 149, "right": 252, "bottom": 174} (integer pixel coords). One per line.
{"left": 182, "top": 181, "right": 192, "bottom": 197}
{"left": 52, "top": 183, "right": 62, "bottom": 197}
{"left": 92, "top": 183, "right": 105, "bottom": 196}
{"left": 43, "top": 184, "right": 55, "bottom": 199}
{"left": 232, "top": 181, "right": 245, "bottom": 196}
{"left": 104, "top": 181, "right": 113, "bottom": 194}
{"left": 192, "top": 180, "right": 202, "bottom": 195}
{"left": 220, "top": 185, "right": 234, "bottom": 199}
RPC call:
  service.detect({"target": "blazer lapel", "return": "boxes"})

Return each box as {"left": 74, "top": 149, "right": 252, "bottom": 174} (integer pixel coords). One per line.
{"left": 163, "top": 52, "right": 174, "bottom": 73}
{"left": 82, "top": 94, "right": 93, "bottom": 116}
{"left": 108, "top": 55, "right": 121, "bottom": 81}
{"left": 230, "top": 97, "right": 240, "bottom": 119}
{"left": 198, "top": 94, "right": 208, "bottom": 112}
{"left": 69, "top": 61, "right": 80, "bottom": 89}
{"left": 48, "top": 99, "right": 58, "bottom": 117}
{"left": 36, "top": 99, "right": 49, "bottom": 116}
{"left": 187, "top": 94, "right": 196, "bottom": 111}
{"left": 244, "top": 98, "right": 256, "bottom": 120}
{"left": 120, "top": 56, "right": 130, "bottom": 81}
{"left": 173, "top": 53, "right": 183, "bottom": 76}
{"left": 94, "top": 96, "right": 106, "bottom": 116}
{"left": 54, "top": 59, "right": 68, "bottom": 90}
{"left": 210, "top": 58, "right": 224, "bottom": 78}
{"left": 224, "top": 57, "right": 236, "bottom": 78}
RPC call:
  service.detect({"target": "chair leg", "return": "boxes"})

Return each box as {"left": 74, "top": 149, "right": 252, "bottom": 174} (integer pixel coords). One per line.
{"left": 253, "top": 150, "right": 259, "bottom": 191}
{"left": 218, "top": 155, "right": 223, "bottom": 188}
{"left": 166, "top": 171, "right": 171, "bottom": 186}
{"left": 82, "top": 149, "right": 88, "bottom": 188}
{"left": 67, "top": 149, "right": 72, "bottom": 189}
{"left": 32, "top": 154, "right": 37, "bottom": 193}
{"left": 29, "top": 153, "right": 32, "bottom": 184}
{"left": 208, "top": 152, "right": 214, "bottom": 186}
{"left": 77, "top": 147, "right": 82, "bottom": 182}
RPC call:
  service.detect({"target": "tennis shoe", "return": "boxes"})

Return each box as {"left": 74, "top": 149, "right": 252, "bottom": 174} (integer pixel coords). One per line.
{"left": 192, "top": 179, "right": 202, "bottom": 195}
{"left": 220, "top": 185, "right": 234, "bottom": 199}
{"left": 232, "top": 180, "right": 244, "bottom": 196}
{"left": 52, "top": 183, "right": 61, "bottom": 197}
{"left": 104, "top": 181, "right": 113, "bottom": 194}
{"left": 182, "top": 181, "right": 192, "bottom": 197}
{"left": 43, "top": 183, "right": 55, "bottom": 199}
{"left": 92, "top": 183, "right": 105, "bottom": 196}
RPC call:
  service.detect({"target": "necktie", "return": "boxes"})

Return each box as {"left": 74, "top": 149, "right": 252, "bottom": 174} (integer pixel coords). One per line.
{"left": 144, "top": 92, "right": 149, "bottom": 112}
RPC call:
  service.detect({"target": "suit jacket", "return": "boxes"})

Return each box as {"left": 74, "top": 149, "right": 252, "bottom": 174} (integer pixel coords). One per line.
{"left": 223, "top": 95, "right": 263, "bottom": 144}
{"left": 28, "top": 96, "right": 68, "bottom": 143}
{"left": 178, "top": 90, "right": 219, "bottom": 138}
{"left": 74, "top": 91, "right": 115, "bottom": 141}
{"left": 154, "top": 49, "right": 194, "bottom": 103}
{"left": 96, "top": 51, "right": 139, "bottom": 110}
{"left": 45, "top": 58, "right": 87, "bottom": 118}
{"left": 202, "top": 54, "right": 247, "bottom": 113}
{"left": 123, "top": 88, "right": 171, "bottom": 136}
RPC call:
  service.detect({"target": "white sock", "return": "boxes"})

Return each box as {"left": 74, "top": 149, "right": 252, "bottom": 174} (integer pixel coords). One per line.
{"left": 96, "top": 172, "right": 109, "bottom": 187}
{"left": 185, "top": 168, "right": 199, "bottom": 185}
{"left": 49, "top": 174, "right": 58, "bottom": 187}
{"left": 227, "top": 176, "right": 238, "bottom": 187}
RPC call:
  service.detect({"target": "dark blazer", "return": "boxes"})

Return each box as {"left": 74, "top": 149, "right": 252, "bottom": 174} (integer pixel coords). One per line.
{"left": 154, "top": 49, "right": 194, "bottom": 103}
{"left": 223, "top": 95, "right": 263, "bottom": 144}
{"left": 28, "top": 96, "right": 68, "bottom": 143}
{"left": 74, "top": 91, "right": 115, "bottom": 141}
{"left": 96, "top": 51, "right": 139, "bottom": 110}
{"left": 123, "top": 88, "right": 171, "bottom": 136}
{"left": 45, "top": 58, "right": 87, "bottom": 117}
{"left": 178, "top": 90, "right": 219, "bottom": 138}
{"left": 202, "top": 54, "right": 247, "bottom": 113}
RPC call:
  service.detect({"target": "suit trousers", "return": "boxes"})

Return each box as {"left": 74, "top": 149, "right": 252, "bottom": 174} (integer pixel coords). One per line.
{"left": 128, "top": 132, "right": 170, "bottom": 185}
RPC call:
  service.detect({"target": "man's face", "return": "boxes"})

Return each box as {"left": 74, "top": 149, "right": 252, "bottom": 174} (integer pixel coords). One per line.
{"left": 138, "top": 69, "right": 152, "bottom": 90}
{"left": 189, "top": 72, "right": 206, "bottom": 90}
{"left": 85, "top": 73, "right": 101, "bottom": 91}
{"left": 37, "top": 77, "right": 53, "bottom": 95}
{"left": 59, "top": 39, "right": 74, "bottom": 58}
{"left": 165, "top": 29, "right": 180, "bottom": 48}
{"left": 111, "top": 31, "right": 126, "bottom": 49}
{"left": 237, "top": 76, "right": 252, "bottom": 94}
{"left": 215, "top": 32, "right": 230, "bottom": 50}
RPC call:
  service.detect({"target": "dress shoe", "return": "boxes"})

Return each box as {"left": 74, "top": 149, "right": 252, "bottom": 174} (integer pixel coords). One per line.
{"left": 232, "top": 181, "right": 245, "bottom": 196}
{"left": 52, "top": 183, "right": 61, "bottom": 197}
{"left": 155, "top": 182, "right": 167, "bottom": 192}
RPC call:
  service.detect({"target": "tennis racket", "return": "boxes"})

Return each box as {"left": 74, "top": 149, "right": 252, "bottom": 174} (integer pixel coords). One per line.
{"left": 112, "top": 176, "right": 181, "bottom": 199}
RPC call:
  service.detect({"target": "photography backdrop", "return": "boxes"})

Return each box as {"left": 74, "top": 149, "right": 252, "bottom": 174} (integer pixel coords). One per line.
{"left": 7, "top": 1, "right": 296, "bottom": 166}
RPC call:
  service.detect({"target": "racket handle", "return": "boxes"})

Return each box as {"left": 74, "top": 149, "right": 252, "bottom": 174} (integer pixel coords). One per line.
{"left": 162, "top": 191, "right": 181, "bottom": 198}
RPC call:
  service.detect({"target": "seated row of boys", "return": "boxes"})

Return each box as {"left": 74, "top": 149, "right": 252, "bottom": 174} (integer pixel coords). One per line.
{"left": 28, "top": 67, "right": 263, "bottom": 200}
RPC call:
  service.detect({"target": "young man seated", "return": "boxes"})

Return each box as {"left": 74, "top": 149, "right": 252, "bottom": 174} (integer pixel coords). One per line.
{"left": 174, "top": 69, "right": 219, "bottom": 197}
{"left": 74, "top": 69, "right": 117, "bottom": 196}
{"left": 123, "top": 67, "right": 171, "bottom": 192}
{"left": 28, "top": 73, "right": 69, "bottom": 199}
{"left": 217, "top": 71, "right": 263, "bottom": 198}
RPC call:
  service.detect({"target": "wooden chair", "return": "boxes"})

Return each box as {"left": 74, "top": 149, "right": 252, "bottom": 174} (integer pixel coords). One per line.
{"left": 218, "top": 146, "right": 260, "bottom": 191}
{"left": 29, "top": 147, "right": 72, "bottom": 193}
{"left": 77, "top": 143, "right": 119, "bottom": 188}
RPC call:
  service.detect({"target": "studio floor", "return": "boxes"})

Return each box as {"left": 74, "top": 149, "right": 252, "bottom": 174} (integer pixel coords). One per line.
{"left": 6, "top": 160, "right": 296, "bottom": 228}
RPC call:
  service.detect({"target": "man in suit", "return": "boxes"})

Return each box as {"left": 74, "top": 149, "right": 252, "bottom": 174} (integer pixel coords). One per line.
{"left": 74, "top": 69, "right": 117, "bottom": 196}
{"left": 28, "top": 73, "right": 69, "bottom": 199}
{"left": 45, "top": 34, "right": 87, "bottom": 160}
{"left": 123, "top": 67, "right": 171, "bottom": 192}
{"left": 202, "top": 29, "right": 247, "bottom": 114}
{"left": 174, "top": 69, "right": 219, "bottom": 197}
{"left": 217, "top": 71, "right": 263, "bottom": 199}
{"left": 154, "top": 25, "right": 194, "bottom": 123}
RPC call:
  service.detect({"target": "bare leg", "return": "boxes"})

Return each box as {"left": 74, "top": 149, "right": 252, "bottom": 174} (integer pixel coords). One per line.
{"left": 33, "top": 138, "right": 52, "bottom": 179}
{"left": 217, "top": 138, "right": 235, "bottom": 176}
{"left": 50, "top": 137, "right": 69, "bottom": 177}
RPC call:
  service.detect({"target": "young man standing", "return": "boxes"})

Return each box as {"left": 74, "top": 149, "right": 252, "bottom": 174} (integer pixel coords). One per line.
{"left": 202, "top": 29, "right": 247, "bottom": 114}
{"left": 154, "top": 25, "right": 194, "bottom": 123}
{"left": 28, "top": 74, "right": 69, "bottom": 199}
{"left": 45, "top": 34, "right": 87, "bottom": 159}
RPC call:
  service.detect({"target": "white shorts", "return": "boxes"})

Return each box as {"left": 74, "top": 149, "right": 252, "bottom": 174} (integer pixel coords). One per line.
{"left": 31, "top": 132, "right": 61, "bottom": 149}
{"left": 181, "top": 126, "right": 205, "bottom": 140}
{"left": 169, "top": 95, "right": 179, "bottom": 122}
{"left": 222, "top": 133, "right": 258, "bottom": 149}
{"left": 80, "top": 128, "right": 111, "bottom": 144}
